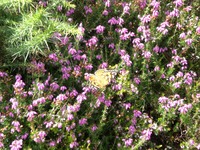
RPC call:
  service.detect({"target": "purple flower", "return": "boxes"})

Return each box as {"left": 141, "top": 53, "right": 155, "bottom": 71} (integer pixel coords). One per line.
{"left": 102, "top": 10, "right": 108, "bottom": 16}
{"left": 0, "top": 71, "right": 8, "bottom": 78}
{"left": 87, "top": 36, "right": 98, "bottom": 47}
{"left": 123, "top": 103, "right": 131, "bottom": 110}
{"left": 150, "top": 0, "right": 160, "bottom": 10}
{"left": 179, "top": 32, "right": 186, "bottom": 39}
{"left": 129, "top": 125, "right": 135, "bottom": 134}
{"left": 37, "top": 82, "right": 45, "bottom": 91}
{"left": 143, "top": 51, "right": 152, "bottom": 59}
{"left": 122, "top": 3, "right": 130, "bottom": 15}
{"left": 134, "top": 77, "right": 140, "bottom": 85}
{"left": 49, "top": 141, "right": 56, "bottom": 147}
{"left": 84, "top": 6, "right": 92, "bottom": 14}
{"left": 91, "top": 124, "right": 98, "bottom": 131}
{"left": 66, "top": 8, "right": 75, "bottom": 16}
{"left": 10, "top": 98, "right": 18, "bottom": 109}
{"left": 123, "top": 138, "right": 133, "bottom": 147}
{"left": 178, "top": 104, "right": 192, "bottom": 114}
{"left": 50, "top": 82, "right": 60, "bottom": 91}
{"left": 133, "top": 110, "right": 142, "bottom": 117}
{"left": 9, "top": 139, "right": 23, "bottom": 150}
{"left": 79, "top": 118, "right": 87, "bottom": 126}
{"left": 140, "top": 15, "right": 151, "bottom": 24}
{"left": 196, "top": 26, "right": 200, "bottom": 34}
{"left": 49, "top": 53, "right": 58, "bottom": 62}
{"left": 108, "top": 17, "right": 118, "bottom": 25}
{"left": 70, "top": 141, "right": 79, "bottom": 149}
{"left": 185, "top": 38, "right": 193, "bottom": 46}
{"left": 56, "top": 94, "right": 67, "bottom": 101}
{"left": 104, "top": 0, "right": 111, "bottom": 7}
{"left": 96, "top": 25, "right": 105, "bottom": 34}
{"left": 76, "top": 93, "right": 87, "bottom": 103}
{"left": 34, "top": 131, "right": 47, "bottom": 143}
{"left": 27, "top": 111, "right": 37, "bottom": 121}
{"left": 173, "top": 0, "right": 183, "bottom": 7}
{"left": 140, "top": 129, "right": 152, "bottom": 140}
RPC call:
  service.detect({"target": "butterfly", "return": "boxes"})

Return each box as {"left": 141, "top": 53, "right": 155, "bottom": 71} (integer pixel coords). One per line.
{"left": 88, "top": 69, "right": 118, "bottom": 89}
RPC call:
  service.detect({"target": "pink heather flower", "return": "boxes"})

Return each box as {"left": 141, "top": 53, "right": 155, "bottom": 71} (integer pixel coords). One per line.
{"left": 179, "top": 32, "right": 186, "bottom": 39}
{"left": 105, "top": 0, "right": 111, "bottom": 7}
{"left": 173, "top": 0, "right": 183, "bottom": 7}
{"left": 57, "top": 5, "right": 62, "bottom": 12}
{"left": 173, "top": 82, "right": 182, "bottom": 88}
{"left": 108, "top": 43, "right": 115, "bottom": 49}
{"left": 39, "top": 1, "right": 47, "bottom": 7}
{"left": 56, "top": 94, "right": 67, "bottom": 101}
{"left": 99, "top": 62, "right": 108, "bottom": 69}
{"left": 0, "top": 141, "right": 4, "bottom": 148}
{"left": 13, "top": 78, "right": 25, "bottom": 92}
{"left": 178, "top": 104, "right": 192, "bottom": 114}
{"left": 76, "top": 23, "right": 85, "bottom": 41}
{"left": 49, "top": 141, "right": 56, "bottom": 147}
{"left": 44, "top": 121, "right": 53, "bottom": 128}
{"left": 37, "top": 82, "right": 45, "bottom": 91}
{"left": 133, "top": 110, "right": 142, "bottom": 117}
{"left": 102, "top": 10, "right": 109, "bottom": 16}
{"left": 68, "top": 48, "right": 77, "bottom": 55}
{"left": 87, "top": 36, "right": 98, "bottom": 47}
{"left": 27, "top": 111, "right": 37, "bottom": 121}
{"left": 12, "top": 121, "right": 21, "bottom": 132}
{"left": 0, "top": 96, "right": 2, "bottom": 102}
{"left": 122, "top": 3, "right": 130, "bottom": 15}
{"left": 79, "top": 118, "right": 87, "bottom": 126}
{"left": 21, "top": 133, "right": 29, "bottom": 140}
{"left": 60, "top": 86, "right": 67, "bottom": 91}
{"left": 66, "top": 8, "right": 75, "bottom": 16}
{"left": 70, "top": 141, "right": 79, "bottom": 149}
{"left": 154, "top": 66, "right": 160, "bottom": 71}
{"left": 50, "top": 82, "right": 59, "bottom": 91}
{"left": 117, "top": 17, "right": 124, "bottom": 26}
{"left": 196, "top": 144, "right": 200, "bottom": 149}
{"left": 130, "top": 84, "right": 138, "bottom": 94}
{"left": 129, "top": 125, "right": 136, "bottom": 134}
{"left": 0, "top": 71, "right": 8, "bottom": 78}
{"left": 85, "top": 64, "right": 93, "bottom": 71}
{"left": 123, "top": 138, "right": 133, "bottom": 147}
{"left": 140, "top": 15, "right": 151, "bottom": 24}
{"left": 123, "top": 103, "right": 131, "bottom": 110}
{"left": 96, "top": 25, "right": 105, "bottom": 34}
{"left": 185, "top": 38, "right": 193, "bottom": 46}
{"left": 70, "top": 89, "right": 78, "bottom": 97}
{"left": 143, "top": 51, "right": 152, "bottom": 59}
{"left": 84, "top": 6, "right": 92, "bottom": 14}
{"left": 67, "top": 114, "right": 74, "bottom": 121}
{"left": 196, "top": 27, "right": 200, "bottom": 34}
{"left": 10, "top": 98, "right": 18, "bottom": 109}
{"left": 150, "top": 0, "right": 160, "bottom": 10}
{"left": 34, "top": 131, "right": 47, "bottom": 143}
{"left": 104, "top": 100, "right": 112, "bottom": 107}
{"left": 76, "top": 93, "right": 87, "bottom": 103}
{"left": 134, "top": 78, "right": 140, "bottom": 85}
{"left": 121, "top": 54, "right": 132, "bottom": 66}
{"left": 140, "top": 129, "right": 152, "bottom": 140}
{"left": 9, "top": 139, "right": 23, "bottom": 150}
{"left": 91, "top": 124, "right": 98, "bottom": 131}
{"left": 108, "top": 17, "right": 118, "bottom": 25}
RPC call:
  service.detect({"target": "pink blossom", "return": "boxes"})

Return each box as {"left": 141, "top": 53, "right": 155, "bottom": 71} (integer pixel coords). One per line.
{"left": 9, "top": 139, "right": 23, "bottom": 150}
{"left": 79, "top": 118, "right": 87, "bottom": 126}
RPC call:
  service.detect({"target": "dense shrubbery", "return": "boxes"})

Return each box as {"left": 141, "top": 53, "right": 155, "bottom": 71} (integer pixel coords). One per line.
{"left": 0, "top": 0, "right": 200, "bottom": 149}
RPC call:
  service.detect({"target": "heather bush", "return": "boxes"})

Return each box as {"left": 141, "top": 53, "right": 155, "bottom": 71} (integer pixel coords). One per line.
{"left": 0, "top": 0, "right": 200, "bottom": 149}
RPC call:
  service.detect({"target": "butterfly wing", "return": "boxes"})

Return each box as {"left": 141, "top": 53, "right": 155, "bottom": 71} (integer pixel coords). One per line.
{"left": 89, "top": 69, "right": 118, "bottom": 89}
